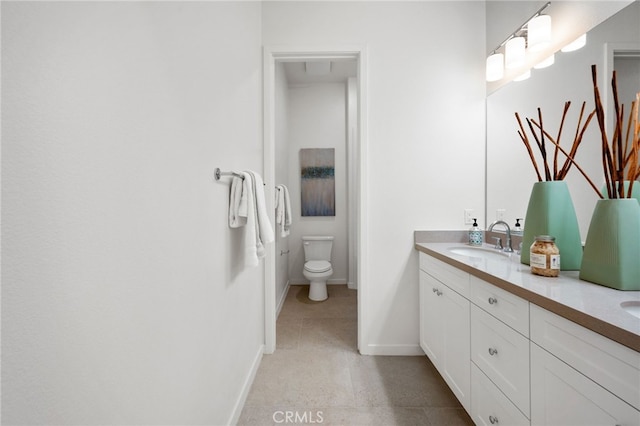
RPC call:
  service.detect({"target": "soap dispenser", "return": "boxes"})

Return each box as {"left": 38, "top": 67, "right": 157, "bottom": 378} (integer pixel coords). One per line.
{"left": 513, "top": 218, "right": 523, "bottom": 235}
{"left": 469, "top": 218, "right": 483, "bottom": 246}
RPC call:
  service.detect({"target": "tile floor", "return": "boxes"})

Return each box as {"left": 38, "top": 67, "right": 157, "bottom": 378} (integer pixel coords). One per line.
{"left": 237, "top": 285, "right": 473, "bottom": 426}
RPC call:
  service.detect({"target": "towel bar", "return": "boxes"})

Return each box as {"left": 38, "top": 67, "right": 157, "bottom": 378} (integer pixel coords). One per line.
{"left": 215, "top": 168, "right": 244, "bottom": 181}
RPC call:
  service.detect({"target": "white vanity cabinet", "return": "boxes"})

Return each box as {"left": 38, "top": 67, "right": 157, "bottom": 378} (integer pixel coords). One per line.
{"left": 419, "top": 254, "right": 471, "bottom": 412}
{"left": 417, "top": 247, "right": 640, "bottom": 426}
{"left": 530, "top": 305, "right": 640, "bottom": 425}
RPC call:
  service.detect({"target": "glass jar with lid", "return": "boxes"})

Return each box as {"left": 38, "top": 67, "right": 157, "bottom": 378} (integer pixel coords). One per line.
{"left": 530, "top": 235, "right": 560, "bottom": 277}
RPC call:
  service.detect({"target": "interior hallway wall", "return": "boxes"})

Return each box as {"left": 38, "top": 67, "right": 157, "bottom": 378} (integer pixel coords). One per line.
{"left": 263, "top": 1, "right": 486, "bottom": 354}
{"left": 1, "top": 2, "right": 264, "bottom": 424}
{"left": 287, "top": 82, "right": 349, "bottom": 285}
{"left": 274, "top": 62, "right": 291, "bottom": 311}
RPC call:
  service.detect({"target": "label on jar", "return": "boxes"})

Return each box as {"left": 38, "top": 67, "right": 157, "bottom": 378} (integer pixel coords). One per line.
{"left": 530, "top": 252, "right": 547, "bottom": 268}
{"left": 530, "top": 252, "right": 561, "bottom": 270}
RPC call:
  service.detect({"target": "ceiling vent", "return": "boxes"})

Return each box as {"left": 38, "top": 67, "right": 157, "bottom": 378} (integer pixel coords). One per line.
{"left": 305, "top": 62, "right": 332, "bottom": 76}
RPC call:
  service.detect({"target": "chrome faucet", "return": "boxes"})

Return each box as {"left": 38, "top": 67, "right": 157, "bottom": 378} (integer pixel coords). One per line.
{"left": 488, "top": 220, "right": 513, "bottom": 253}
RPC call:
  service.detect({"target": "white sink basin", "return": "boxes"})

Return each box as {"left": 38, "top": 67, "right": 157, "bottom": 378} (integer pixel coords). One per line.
{"left": 620, "top": 301, "right": 640, "bottom": 319}
{"left": 448, "top": 246, "right": 510, "bottom": 260}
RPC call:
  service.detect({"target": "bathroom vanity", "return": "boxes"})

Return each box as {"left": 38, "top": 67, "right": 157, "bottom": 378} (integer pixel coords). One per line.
{"left": 415, "top": 238, "right": 640, "bottom": 425}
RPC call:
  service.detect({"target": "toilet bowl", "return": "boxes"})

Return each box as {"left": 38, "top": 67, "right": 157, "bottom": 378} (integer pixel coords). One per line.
{"left": 302, "top": 236, "right": 334, "bottom": 301}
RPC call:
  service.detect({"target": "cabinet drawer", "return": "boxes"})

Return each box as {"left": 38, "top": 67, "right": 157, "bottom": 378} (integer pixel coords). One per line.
{"left": 471, "top": 364, "right": 530, "bottom": 426}
{"left": 419, "top": 253, "right": 470, "bottom": 298}
{"left": 470, "top": 275, "right": 529, "bottom": 337}
{"left": 531, "top": 343, "right": 640, "bottom": 425}
{"left": 472, "top": 304, "right": 530, "bottom": 417}
{"left": 530, "top": 304, "right": 640, "bottom": 410}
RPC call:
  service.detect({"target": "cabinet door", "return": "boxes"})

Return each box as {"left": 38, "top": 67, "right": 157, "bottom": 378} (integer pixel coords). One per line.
{"left": 531, "top": 343, "right": 640, "bottom": 426}
{"left": 441, "top": 283, "right": 471, "bottom": 412}
{"left": 471, "top": 364, "right": 530, "bottom": 426}
{"left": 419, "top": 270, "right": 443, "bottom": 365}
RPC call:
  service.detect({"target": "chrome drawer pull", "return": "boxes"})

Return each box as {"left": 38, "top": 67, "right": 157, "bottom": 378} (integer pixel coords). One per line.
{"left": 488, "top": 297, "right": 498, "bottom": 305}
{"left": 488, "top": 347, "right": 498, "bottom": 356}
{"left": 489, "top": 415, "right": 499, "bottom": 424}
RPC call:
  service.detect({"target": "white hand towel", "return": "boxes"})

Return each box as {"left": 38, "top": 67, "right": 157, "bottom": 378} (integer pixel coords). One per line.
{"left": 283, "top": 184, "right": 292, "bottom": 235}
{"left": 229, "top": 175, "right": 247, "bottom": 228}
{"left": 237, "top": 171, "right": 274, "bottom": 267}
{"left": 248, "top": 171, "right": 274, "bottom": 251}
{"left": 240, "top": 172, "right": 259, "bottom": 268}
{"left": 275, "top": 186, "right": 285, "bottom": 228}
{"left": 275, "top": 184, "right": 292, "bottom": 238}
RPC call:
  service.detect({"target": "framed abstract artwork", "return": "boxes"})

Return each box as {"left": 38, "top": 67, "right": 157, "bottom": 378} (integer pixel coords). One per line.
{"left": 300, "top": 148, "right": 335, "bottom": 216}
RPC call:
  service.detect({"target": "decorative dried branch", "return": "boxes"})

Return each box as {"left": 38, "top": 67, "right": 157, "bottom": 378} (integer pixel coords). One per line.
{"left": 612, "top": 71, "right": 625, "bottom": 198}
{"left": 554, "top": 102, "right": 571, "bottom": 179}
{"left": 591, "top": 65, "right": 640, "bottom": 199}
{"left": 531, "top": 120, "right": 603, "bottom": 198}
{"left": 515, "top": 101, "right": 593, "bottom": 183}
{"left": 515, "top": 112, "right": 543, "bottom": 181}
{"left": 558, "top": 102, "right": 596, "bottom": 180}
{"left": 591, "top": 65, "right": 615, "bottom": 198}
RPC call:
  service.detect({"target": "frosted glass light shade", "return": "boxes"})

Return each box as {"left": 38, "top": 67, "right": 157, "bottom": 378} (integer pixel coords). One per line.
{"left": 505, "top": 37, "right": 526, "bottom": 69}
{"left": 528, "top": 15, "right": 552, "bottom": 52}
{"left": 561, "top": 34, "right": 587, "bottom": 52}
{"left": 534, "top": 54, "right": 555, "bottom": 69}
{"left": 486, "top": 53, "right": 504, "bottom": 82}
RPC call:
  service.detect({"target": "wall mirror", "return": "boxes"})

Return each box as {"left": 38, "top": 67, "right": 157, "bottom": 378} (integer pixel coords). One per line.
{"left": 486, "top": 1, "right": 639, "bottom": 239}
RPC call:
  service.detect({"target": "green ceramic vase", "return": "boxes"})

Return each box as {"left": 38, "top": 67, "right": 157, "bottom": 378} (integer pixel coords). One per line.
{"left": 579, "top": 198, "right": 640, "bottom": 290}
{"left": 601, "top": 181, "right": 640, "bottom": 203}
{"left": 521, "top": 181, "right": 583, "bottom": 270}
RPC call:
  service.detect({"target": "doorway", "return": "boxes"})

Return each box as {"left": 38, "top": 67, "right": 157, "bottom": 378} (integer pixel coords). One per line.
{"left": 263, "top": 46, "right": 368, "bottom": 354}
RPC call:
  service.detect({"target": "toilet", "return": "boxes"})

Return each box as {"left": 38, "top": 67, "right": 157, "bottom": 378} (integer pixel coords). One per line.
{"left": 302, "top": 236, "right": 334, "bottom": 301}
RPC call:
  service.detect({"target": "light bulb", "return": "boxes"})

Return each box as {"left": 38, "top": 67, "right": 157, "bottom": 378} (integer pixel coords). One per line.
{"left": 486, "top": 53, "right": 504, "bottom": 82}
{"left": 534, "top": 54, "right": 555, "bottom": 69}
{"left": 514, "top": 70, "right": 531, "bottom": 81}
{"left": 505, "top": 37, "right": 526, "bottom": 69}
{"left": 528, "top": 15, "right": 552, "bottom": 52}
{"left": 561, "top": 34, "right": 587, "bottom": 52}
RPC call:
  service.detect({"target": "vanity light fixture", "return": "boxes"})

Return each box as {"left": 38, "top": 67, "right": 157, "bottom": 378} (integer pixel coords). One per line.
{"left": 485, "top": 1, "right": 551, "bottom": 82}
{"left": 561, "top": 33, "right": 587, "bottom": 52}
{"left": 527, "top": 14, "right": 552, "bottom": 52}
{"left": 534, "top": 53, "right": 555, "bottom": 69}
{"left": 486, "top": 53, "right": 505, "bottom": 82}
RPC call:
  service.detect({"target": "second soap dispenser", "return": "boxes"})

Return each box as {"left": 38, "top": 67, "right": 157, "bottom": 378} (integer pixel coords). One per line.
{"left": 469, "top": 218, "right": 483, "bottom": 246}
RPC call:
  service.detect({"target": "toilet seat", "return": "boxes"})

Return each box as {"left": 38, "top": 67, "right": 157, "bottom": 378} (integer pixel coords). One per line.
{"left": 304, "top": 260, "right": 332, "bottom": 273}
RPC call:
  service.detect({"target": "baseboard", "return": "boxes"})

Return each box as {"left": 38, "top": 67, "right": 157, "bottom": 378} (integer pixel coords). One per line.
{"left": 276, "top": 281, "right": 290, "bottom": 318}
{"left": 227, "top": 344, "right": 264, "bottom": 426}
{"left": 347, "top": 281, "right": 357, "bottom": 290}
{"left": 359, "top": 343, "right": 425, "bottom": 356}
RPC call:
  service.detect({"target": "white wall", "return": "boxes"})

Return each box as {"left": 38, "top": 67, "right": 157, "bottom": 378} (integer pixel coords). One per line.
{"left": 274, "top": 62, "right": 291, "bottom": 311}
{"left": 2, "top": 2, "right": 264, "bottom": 425}
{"left": 286, "top": 83, "right": 349, "bottom": 285}
{"left": 263, "top": 1, "right": 486, "bottom": 354}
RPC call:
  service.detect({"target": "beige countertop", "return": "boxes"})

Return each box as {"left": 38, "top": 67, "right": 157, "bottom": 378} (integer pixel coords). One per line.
{"left": 415, "top": 241, "right": 640, "bottom": 352}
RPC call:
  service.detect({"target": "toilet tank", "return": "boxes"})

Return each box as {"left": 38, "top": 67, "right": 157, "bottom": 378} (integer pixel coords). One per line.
{"left": 302, "top": 236, "right": 334, "bottom": 261}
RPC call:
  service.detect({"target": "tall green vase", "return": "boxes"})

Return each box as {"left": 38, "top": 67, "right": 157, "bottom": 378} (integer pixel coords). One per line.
{"left": 602, "top": 181, "right": 640, "bottom": 203}
{"left": 579, "top": 199, "right": 640, "bottom": 290}
{"left": 521, "top": 181, "right": 583, "bottom": 270}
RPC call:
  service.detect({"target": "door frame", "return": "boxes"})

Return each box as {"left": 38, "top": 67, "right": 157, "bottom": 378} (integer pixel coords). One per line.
{"left": 262, "top": 45, "right": 369, "bottom": 354}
